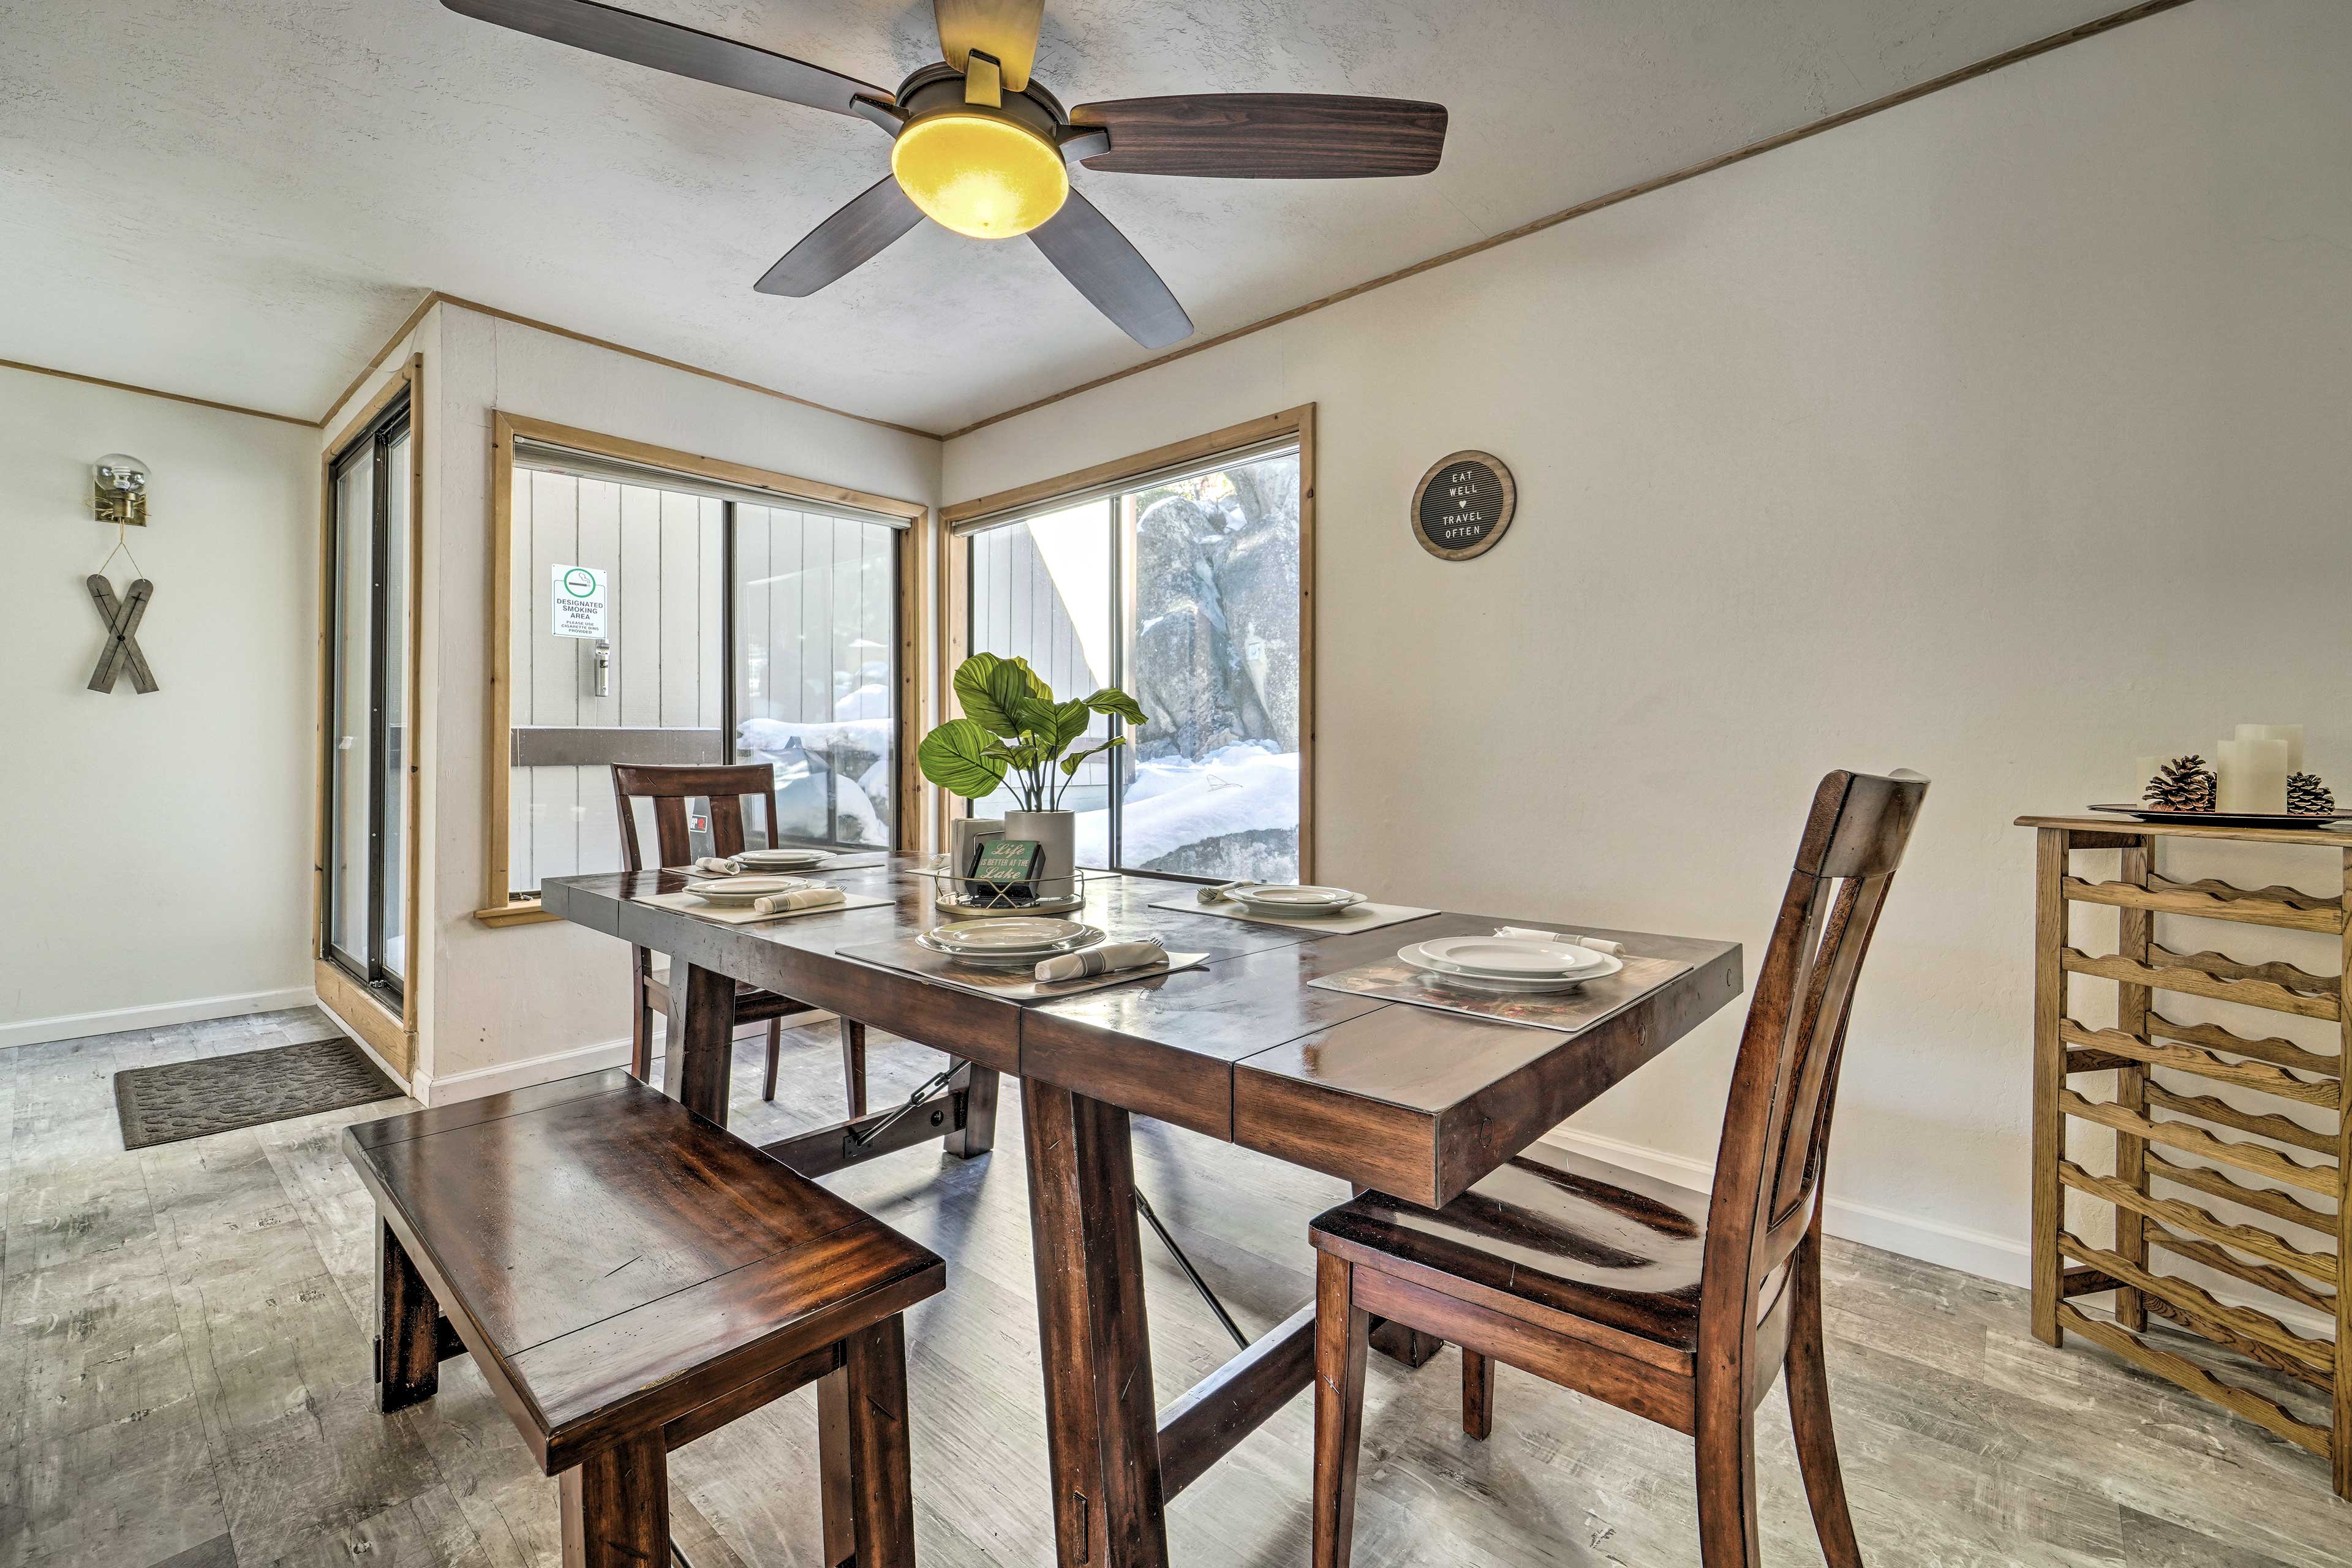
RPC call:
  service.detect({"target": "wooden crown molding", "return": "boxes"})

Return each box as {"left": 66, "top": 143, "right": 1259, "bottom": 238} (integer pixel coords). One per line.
{"left": 318, "top": 290, "right": 943, "bottom": 441}
{"left": 940, "top": 404, "right": 1311, "bottom": 529}
{"left": 936, "top": 0, "right": 2196, "bottom": 442}
{"left": 0, "top": 356, "right": 318, "bottom": 428}
{"left": 15, "top": 0, "right": 2190, "bottom": 450}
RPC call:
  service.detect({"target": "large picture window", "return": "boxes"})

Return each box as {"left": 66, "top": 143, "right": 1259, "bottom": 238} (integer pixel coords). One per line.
{"left": 947, "top": 409, "right": 1314, "bottom": 882}
{"left": 481, "top": 417, "right": 927, "bottom": 921}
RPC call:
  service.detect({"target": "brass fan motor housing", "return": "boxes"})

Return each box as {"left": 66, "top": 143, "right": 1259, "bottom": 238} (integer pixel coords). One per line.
{"left": 892, "top": 61, "right": 1068, "bottom": 147}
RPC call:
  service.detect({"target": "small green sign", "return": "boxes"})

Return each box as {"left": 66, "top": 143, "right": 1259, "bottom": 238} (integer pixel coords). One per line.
{"left": 970, "top": 839, "right": 1044, "bottom": 886}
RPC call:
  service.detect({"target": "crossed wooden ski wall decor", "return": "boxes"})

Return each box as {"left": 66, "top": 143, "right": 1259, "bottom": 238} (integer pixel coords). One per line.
{"left": 86, "top": 573, "right": 159, "bottom": 693}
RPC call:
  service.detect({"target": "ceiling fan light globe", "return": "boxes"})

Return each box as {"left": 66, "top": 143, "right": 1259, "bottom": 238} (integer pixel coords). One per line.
{"left": 891, "top": 111, "right": 1068, "bottom": 239}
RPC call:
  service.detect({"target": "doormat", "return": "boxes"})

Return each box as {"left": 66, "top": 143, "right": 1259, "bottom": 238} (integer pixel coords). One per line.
{"left": 113, "top": 1036, "right": 403, "bottom": 1150}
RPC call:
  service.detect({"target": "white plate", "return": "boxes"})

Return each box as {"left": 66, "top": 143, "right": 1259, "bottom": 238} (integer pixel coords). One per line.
{"left": 926, "top": 917, "right": 1095, "bottom": 954}
{"left": 1412, "top": 936, "right": 1603, "bottom": 977}
{"left": 919, "top": 925, "right": 1103, "bottom": 968}
{"left": 1229, "top": 884, "right": 1365, "bottom": 915}
{"left": 737, "top": 848, "right": 831, "bottom": 870}
{"left": 690, "top": 875, "right": 821, "bottom": 907}
{"left": 1398, "top": 944, "right": 1621, "bottom": 992}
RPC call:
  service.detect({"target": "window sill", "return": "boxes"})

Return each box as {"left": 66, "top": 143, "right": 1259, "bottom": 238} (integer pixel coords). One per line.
{"left": 473, "top": 900, "right": 561, "bottom": 928}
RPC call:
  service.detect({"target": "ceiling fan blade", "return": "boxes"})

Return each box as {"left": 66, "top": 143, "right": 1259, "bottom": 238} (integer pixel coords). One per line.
{"left": 1069, "top": 94, "right": 1447, "bottom": 178}
{"left": 441, "top": 0, "right": 891, "bottom": 118}
{"left": 1028, "top": 190, "right": 1192, "bottom": 350}
{"left": 933, "top": 0, "right": 1045, "bottom": 92}
{"left": 755, "top": 176, "right": 925, "bottom": 297}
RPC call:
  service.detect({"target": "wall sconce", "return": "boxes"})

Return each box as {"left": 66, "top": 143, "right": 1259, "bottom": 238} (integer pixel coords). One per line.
{"left": 93, "top": 454, "right": 149, "bottom": 526}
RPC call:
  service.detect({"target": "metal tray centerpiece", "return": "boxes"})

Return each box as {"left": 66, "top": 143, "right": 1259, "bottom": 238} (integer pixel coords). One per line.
{"left": 909, "top": 853, "right": 1097, "bottom": 917}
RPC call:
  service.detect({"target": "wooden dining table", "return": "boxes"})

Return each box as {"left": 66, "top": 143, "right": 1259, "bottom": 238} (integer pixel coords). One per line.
{"left": 541, "top": 859, "right": 1743, "bottom": 1568}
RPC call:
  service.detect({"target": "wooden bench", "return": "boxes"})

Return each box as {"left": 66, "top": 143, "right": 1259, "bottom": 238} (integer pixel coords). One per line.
{"left": 344, "top": 1070, "right": 943, "bottom": 1568}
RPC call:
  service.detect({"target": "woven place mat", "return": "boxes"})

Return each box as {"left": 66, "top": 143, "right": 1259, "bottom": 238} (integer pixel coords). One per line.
{"left": 633, "top": 888, "right": 897, "bottom": 925}
{"left": 1308, "top": 953, "right": 1692, "bottom": 1033}
{"left": 1145, "top": 894, "right": 1439, "bottom": 935}
{"left": 839, "top": 937, "right": 1208, "bottom": 1002}
{"left": 115, "top": 1036, "right": 403, "bottom": 1150}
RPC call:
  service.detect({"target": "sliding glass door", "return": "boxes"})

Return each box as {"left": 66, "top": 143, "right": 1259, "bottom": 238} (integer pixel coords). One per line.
{"left": 323, "top": 392, "right": 412, "bottom": 1002}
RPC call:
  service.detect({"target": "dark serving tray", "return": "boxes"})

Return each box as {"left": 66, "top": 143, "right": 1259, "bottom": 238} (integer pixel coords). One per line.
{"left": 2089, "top": 804, "right": 2352, "bottom": 830}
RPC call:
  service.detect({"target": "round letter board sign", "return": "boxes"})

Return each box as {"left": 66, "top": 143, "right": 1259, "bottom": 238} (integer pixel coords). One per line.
{"left": 1411, "top": 451, "right": 1517, "bottom": 560}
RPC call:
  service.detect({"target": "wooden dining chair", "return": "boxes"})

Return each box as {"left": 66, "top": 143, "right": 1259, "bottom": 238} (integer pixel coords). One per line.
{"left": 1307, "top": 768, "right": 1928, "bottom": 1567}
{"left": 612, "top": 763, "right": 868, "bottom": 1113}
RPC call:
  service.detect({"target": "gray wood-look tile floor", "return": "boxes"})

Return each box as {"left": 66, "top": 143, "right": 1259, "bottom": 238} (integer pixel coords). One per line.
{"left": 4, "top": 1009, "right": 2345, "bottom": 1567}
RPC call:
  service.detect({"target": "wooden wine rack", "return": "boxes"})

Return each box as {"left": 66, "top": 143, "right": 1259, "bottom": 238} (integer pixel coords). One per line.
{"left": 2017, "top": 816, "right": 2351, "bottom": 1494}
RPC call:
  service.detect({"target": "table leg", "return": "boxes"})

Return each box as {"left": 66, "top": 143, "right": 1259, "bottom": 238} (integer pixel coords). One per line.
{"left": 1021, "top": 1079, "right": 1169, "bottom": 1568}
{"left": 1366, "top": 1319, "right": 1444, "bottom": 1368}
{"left": 818, "top": 1368, "right": 855, "bottom": 1568}
{"left": 1349, "top": 1185, "right": 1444, "bottom": 1368}
{"left": 664, "top": 962, "right": 737, "bottom": 1126}
{"left": 843, "top": 1317, "right": 919, "bottom": 1568}
{"left": 560, "top": 1431, "right": 669, "bottom": 1568}
{"left": 378, "top": 1219, "right": 440, "bottom": 1412}
{"left": 944, "top": 1065, "right": 1000, "bottom": 1158}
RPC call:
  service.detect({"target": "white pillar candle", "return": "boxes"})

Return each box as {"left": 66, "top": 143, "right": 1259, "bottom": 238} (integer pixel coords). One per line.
{"left": 2235, "top": 724, "right": 2305, "bottom": 774}
{"left": 2216, "top": 737, "right": 2290, "bottom": 813}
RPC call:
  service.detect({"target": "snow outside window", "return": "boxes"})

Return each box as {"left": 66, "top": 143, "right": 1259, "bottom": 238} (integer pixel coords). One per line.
{"left": 507, "top": 458, "right": 900, "bottom": 898}
{"left": 966, "top": 445, "right": 1302, "bottom": 882}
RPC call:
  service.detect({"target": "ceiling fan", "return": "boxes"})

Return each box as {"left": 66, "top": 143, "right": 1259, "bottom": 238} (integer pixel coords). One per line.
{"left": 440, "top": 0, "right": 1450, "bottom": 349}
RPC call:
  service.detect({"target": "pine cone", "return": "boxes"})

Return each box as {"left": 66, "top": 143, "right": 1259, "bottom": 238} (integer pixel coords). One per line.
{"left": 2142, "top": 755, "right": 2217, "bottom": 812}
{"left": 2288, "top": 772, "right": 2335, "bottom": 815}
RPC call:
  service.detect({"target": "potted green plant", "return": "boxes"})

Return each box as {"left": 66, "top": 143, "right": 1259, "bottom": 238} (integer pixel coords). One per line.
{"left": 918, "top": 652, "right": 1147, "bottom": 895}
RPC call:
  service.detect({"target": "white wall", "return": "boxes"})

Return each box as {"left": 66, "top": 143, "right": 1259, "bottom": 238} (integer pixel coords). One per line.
{"left": 942, "top": 1, "right": 2352, "bottom": 1282}
{"left": 0, "top": 368, "right": 318, "bottom": 1046}
{"left": 317, "top": 302, "right": 941, "bottom": 1099}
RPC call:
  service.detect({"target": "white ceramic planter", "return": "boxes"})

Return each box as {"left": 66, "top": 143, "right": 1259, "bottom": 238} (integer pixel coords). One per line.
{"left": 1004, "top": 809, "right": 1077, "bottom": 899}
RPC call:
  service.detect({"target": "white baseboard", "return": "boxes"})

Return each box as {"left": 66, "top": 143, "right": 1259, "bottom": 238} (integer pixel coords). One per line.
{"left": 309, "top": 1012, "right": 417, "bottom": 1101}
{"left": 1537, "top": 1125, "right": 2333, "bottom": 1337}
{"left": 414, "top": 1035, "right": 636, "bottom": 1106}
{"left": 0, "top": 986, "right": 319, "bottom": 1051}
{"left": 410, "top": 1011, "right": 842, "bottom": 1105}
{"left": 1539, "top": 1125, "right": 2031, "bottom": 1287}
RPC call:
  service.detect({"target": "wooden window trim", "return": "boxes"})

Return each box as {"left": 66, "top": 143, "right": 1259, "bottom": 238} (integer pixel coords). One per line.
{"left": 479, "top": 413, "right": 935, "bottom": 925}
{"left": 938, "top": 404, "right": 1316, "bottom": 879}
{"left": 315, "top": 355, "right": 426, "bottom": 1073}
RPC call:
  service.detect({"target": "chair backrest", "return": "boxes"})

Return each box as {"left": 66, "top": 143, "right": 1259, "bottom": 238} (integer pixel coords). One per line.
{"left": 610, "top": 763, "right": 786, "bottom": 873}
{"left": 1698, "top": 769, "right": 1928, "bottom": 1371}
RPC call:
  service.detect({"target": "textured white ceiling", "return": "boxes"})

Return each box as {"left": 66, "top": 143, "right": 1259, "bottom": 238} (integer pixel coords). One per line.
{"left": 0, "top": 1, "right": 2127, "bottom": 432}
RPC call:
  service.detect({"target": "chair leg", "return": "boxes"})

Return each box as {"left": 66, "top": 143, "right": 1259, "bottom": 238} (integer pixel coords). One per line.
{"left": 1785, "top": 1239, "right": 1866, "bottom": 1566}
{"left": 763, "top": 1018, "right": 781, "bottom": 1102}
{"left": 1693, "top": 1398, "right": 1763, "bottom": 1568}
{"left": 1312, "top": 1251, "right": 1370, "bottom": 1568}
{"left": 840, "top": 1019, "right": 868, "bottom": 1118}
{"left": 629, "top": 985, "right": 653, "bottom": 1082}
{"left": 1461, "top": 1348, "right": 1494, "bottom": 1441}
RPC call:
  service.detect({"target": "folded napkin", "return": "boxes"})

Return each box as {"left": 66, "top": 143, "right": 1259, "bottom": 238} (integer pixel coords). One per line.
{"left": 1494, "top": 925, "right": 1626, "bottom": 957}
{"left": 752, "top": 886, "right": 845, "bottom": 915}
{"left": 1036, "top": 938, "right": 1167, "bottom": 982}
{"left": 693, "top": 856, "right": 742, "bottom": 875}
{"left": 1195, "top": 880, "right": 1260, "bottom": 904}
